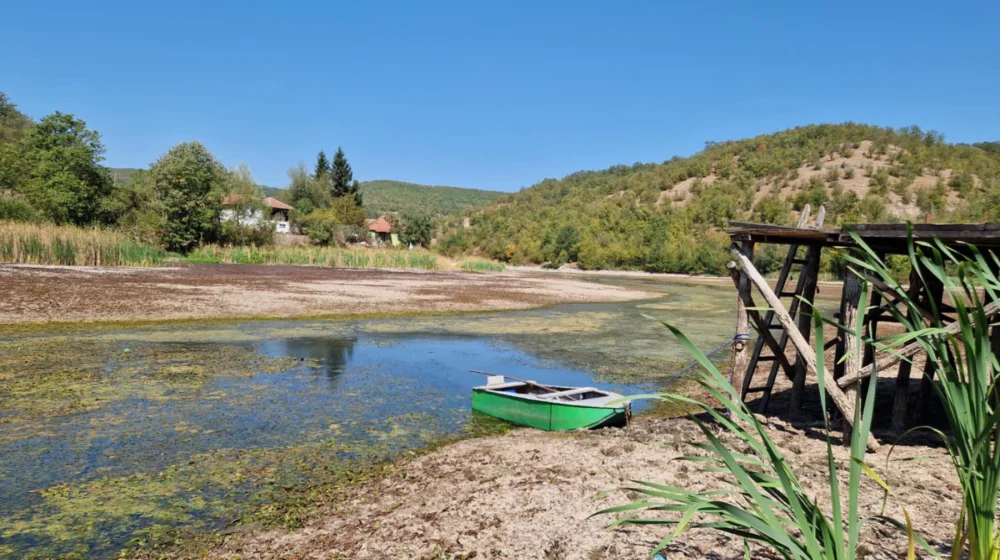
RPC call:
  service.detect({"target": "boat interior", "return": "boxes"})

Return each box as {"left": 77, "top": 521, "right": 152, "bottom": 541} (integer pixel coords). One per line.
{"left": 482, "top": 381, "right": 621, "bottom": 404}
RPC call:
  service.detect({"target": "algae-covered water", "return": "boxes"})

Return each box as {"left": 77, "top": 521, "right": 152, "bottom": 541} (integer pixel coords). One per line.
{"left": 0, "top": 277, "right": 770, "bottom": 559}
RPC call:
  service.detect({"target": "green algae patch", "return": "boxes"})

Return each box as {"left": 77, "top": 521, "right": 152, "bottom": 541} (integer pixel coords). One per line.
{"left": 3, "top": 414, "right": 512, "bottom": 560}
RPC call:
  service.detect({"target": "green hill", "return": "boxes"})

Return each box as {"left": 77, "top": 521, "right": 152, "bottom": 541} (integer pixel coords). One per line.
{"left": 358, "top": 180, "right": 501, "bottom": 218}
{"left": 108, "top": 171, "right": 500, "bottom": 219}
{"left": 110, "top": 168, "right": 142, "bottom": 186}
{"left": 436, "top": 123, "right": 1000, "bottom": 275}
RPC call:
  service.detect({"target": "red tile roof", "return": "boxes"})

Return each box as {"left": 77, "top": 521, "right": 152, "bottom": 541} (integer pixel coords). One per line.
{"left": 222, "top": 193, "right": 251, "bottom": 205}
{"left": 264, "top": 197, "right": 293, "bottom": 211}
{"left": 222, "top": 194, "right": 293, "bottom": 211}
{"left": 366, "top": 217, "right": 392, "bottom": 233}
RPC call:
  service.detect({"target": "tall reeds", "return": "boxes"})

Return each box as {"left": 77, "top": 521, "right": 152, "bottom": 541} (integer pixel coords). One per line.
{"left": 0, "top": 221, "right": 164, "bottom": 266}
{"left": 848, "top": 230, "right": 1000, "bottom": 560}
{"left": 187, "top": 244, "right": 442, "bottom": 270}
{"left": 596, "top": 298, "right": 911, "bottom": 559}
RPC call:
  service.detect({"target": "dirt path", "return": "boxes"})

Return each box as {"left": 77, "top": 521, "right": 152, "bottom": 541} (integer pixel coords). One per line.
{"left": 0, "top": 264, "right": 655, "bottom": 325}
{"left": 172, "top": 410, "right": 958, "bottom": 560}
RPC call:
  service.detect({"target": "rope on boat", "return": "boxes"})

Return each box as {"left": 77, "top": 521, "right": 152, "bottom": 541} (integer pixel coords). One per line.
{"left": 664, "top": 332, "right": 751, "bottom": 386}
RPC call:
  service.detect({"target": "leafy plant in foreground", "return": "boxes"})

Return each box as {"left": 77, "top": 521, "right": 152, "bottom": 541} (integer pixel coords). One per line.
{"left": 847, "top": 231, "right": 1000, "bottom": 560}
{"left": 596, "top": 295, "right": 918, "bottom": 558}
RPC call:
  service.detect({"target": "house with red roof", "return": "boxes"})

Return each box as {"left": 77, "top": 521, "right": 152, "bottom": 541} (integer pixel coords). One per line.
{"left": 365, "top": 216, "right": 394, "bottom": 244}
{"left": 221, "top": 194, "right": 294, "bottom": 233}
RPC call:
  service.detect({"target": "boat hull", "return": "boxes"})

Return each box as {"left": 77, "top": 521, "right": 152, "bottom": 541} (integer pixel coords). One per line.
{"left": 472, "top": 388, "right": 628, "bottom": 430}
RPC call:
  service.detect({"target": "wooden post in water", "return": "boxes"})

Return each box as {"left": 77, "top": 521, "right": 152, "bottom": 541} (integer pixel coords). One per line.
{"left": 728, "top": 241, "right": 754, "bottom": 413}
{"left": 834, "top": 266, "right": 865, "bottom": 440}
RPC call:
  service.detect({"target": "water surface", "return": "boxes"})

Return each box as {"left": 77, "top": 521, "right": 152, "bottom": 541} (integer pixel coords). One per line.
{"left": 0, "top": 276, "right": 764, "bottom": 558}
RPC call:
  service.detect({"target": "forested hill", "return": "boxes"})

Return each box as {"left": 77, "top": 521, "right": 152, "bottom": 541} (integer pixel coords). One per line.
{"left": 358, "top": 180, "right": 501, "bottom": 218}
{"left": 111, "top": 172, "right": 501, "bottom": 219}
{"left": 435, "top": 124, "right": 1000, "bottom": 275}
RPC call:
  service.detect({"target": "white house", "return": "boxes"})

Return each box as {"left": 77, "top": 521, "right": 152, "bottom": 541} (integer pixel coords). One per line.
{"left": 221, "top": 195, "right": 294, "bottom": 233}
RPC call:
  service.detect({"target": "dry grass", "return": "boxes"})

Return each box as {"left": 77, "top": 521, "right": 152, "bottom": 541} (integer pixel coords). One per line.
{"left": 0, "top": 221, "right": 165, "bottom": 266}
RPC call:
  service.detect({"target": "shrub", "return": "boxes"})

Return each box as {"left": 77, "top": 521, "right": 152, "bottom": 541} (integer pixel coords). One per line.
{"left": 844, "top": 167, "right": 855, "bottom": 179}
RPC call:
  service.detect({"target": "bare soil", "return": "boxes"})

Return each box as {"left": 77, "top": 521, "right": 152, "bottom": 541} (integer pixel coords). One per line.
{"left": 0, "top": 264, "right": 654, "bottom": 325}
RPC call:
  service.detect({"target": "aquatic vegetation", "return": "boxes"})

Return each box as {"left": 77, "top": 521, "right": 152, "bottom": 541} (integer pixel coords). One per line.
{"left": 457, "top": 258, "right": 505, "bottom": 272}
{"left": 186, "top": 244, "right": 441, "bottom": 269}
{"left": 0, "top": 221, "right": 165, "bottom": 266}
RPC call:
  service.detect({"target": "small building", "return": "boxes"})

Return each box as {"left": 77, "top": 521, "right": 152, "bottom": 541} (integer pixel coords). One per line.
{"left": 365, "top": 216, "right": 393, "bottom": 244}
{"left": 221, "top": 194, "right": 294, "bottom": 234}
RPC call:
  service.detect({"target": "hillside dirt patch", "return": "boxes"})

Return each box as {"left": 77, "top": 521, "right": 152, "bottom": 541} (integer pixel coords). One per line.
{"left": 0, "top": 264, "right": 655, "bottom": 325}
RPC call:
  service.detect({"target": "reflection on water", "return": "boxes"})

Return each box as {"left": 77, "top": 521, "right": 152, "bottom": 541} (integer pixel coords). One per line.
{"left": 263, "top": 336, "right": 357, "bottom": 384}
{"left": 0, "top": 276, "right": 778, "bottom": 559}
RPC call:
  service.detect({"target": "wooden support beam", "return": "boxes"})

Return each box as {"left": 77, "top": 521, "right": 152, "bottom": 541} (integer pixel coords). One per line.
{"left": 837, "top": 298, "right": 1000, "bottom": 389}
{"left": 730, "top": 248, "right": 878, "bottom": 451}
{"left": 790, "top": 244, "right": 822, "bottom": 413}
{"left": 834, "top": 267, "right": 866, "bottom": 440}
{"left": 728, "top": 241, "right": 754, "bottom": 412}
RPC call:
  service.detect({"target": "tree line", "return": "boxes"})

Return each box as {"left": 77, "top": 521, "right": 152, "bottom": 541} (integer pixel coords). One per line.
{"left": 0, "top": 91, "right": 437, "bottom": 252}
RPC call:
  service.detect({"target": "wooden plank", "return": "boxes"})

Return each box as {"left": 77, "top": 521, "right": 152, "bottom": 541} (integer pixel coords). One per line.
{"left": 730, "top": 248, "right": 878, "bottom": 451}
{"left": 837, "top": 298, "right": 1000, "bottom": 389}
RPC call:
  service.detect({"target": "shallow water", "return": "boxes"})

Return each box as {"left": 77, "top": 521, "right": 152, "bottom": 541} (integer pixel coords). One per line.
{"left": 0, "top": 276, "right": 821, "bottom": 559}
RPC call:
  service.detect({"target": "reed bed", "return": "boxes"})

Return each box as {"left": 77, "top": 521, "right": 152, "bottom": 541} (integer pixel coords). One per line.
{"left": 458, "top": 258, "right": 505, "bottom": 273}
{"left": 188, "top": 244, "right": 442, "bottom": 270}
{"left": 0, "top": 221, "right": 165, "bottom": 266}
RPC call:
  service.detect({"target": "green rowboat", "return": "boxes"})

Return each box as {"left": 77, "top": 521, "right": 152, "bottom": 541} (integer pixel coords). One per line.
{"left": 472, "top": 376, "right": 631, "bottom": 430}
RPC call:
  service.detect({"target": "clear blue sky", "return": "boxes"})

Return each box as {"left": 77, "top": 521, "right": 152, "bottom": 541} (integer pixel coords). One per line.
{"left": 2, "top": 1, "right": 998, "bottom": 192}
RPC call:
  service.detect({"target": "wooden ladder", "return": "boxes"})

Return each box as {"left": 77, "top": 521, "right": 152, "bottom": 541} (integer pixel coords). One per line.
{"left": 741, "top": 205, "right": 827, "bottom": 412}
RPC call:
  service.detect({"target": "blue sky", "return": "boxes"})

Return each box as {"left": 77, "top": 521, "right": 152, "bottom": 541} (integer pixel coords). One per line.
{"left": 2, "top": 1, "right": 998, "bottom": 192}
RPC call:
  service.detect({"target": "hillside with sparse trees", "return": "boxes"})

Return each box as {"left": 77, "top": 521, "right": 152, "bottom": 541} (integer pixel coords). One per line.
{"left": 436, "top": 123, "right": 1000, "bottom": 275}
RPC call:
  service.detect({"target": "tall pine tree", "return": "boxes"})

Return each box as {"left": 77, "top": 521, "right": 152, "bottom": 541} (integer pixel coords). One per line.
{"left": 330, "top": 147, "right": 363, "bottom": 205}
{"left": 314, "top": 150, "right": 331, "bottom": 178}
{"left": 330, "top": 147, "right": 352, "bottom": 198}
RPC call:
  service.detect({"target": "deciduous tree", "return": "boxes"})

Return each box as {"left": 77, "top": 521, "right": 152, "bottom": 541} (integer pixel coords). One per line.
{"left": 19, "top": 112, "right": 112, "bottom": 225}
{"left": 150, "top": 142, "right": 226, "bottom": 252}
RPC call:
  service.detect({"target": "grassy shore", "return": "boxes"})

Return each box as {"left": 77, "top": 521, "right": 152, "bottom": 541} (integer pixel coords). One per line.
{"left": 187, "top": 244, "right": 443, "bottom": 269}
{"left": 0, "top": 221, "right": 165, "bottom": 266}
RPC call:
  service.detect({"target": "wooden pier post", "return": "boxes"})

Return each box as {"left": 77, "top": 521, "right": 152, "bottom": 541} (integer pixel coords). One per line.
{"left": 790, "top": 244, "right": 821, "bottom": 414}
{"left": 728, "top": 242, "right": 754, "bottom": 413}
{"left": 889, "top": 266, "right": 923, "bottom": 433}
{"left": 912, "top": 271, "right": 944, "bottom": 425}
{"left": 834, "top": 266, "right": 865, "bottom": 439}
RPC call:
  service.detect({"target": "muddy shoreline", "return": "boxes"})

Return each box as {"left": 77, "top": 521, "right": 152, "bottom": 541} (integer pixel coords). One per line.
{"left": 0, "top": 263, "right": 656, "bottom": 325}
